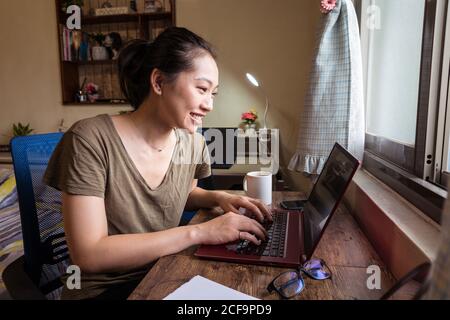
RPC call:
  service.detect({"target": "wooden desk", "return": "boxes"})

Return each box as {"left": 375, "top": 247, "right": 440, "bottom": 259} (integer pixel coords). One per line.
{"left": 129, "top": 191, "right": 397, "bottom": 300}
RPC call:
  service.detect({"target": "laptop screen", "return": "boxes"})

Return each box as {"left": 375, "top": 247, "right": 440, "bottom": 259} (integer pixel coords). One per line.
{"left": 302, "top": 143, "right": 359, "bottom": 259}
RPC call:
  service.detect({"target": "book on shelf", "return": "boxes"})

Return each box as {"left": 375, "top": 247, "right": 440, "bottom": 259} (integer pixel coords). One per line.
{"left": 62, "top": 27, "right": 71, "bottom": 61}
{"left": 61, "top": 27, "right": 91, "bottom": 62}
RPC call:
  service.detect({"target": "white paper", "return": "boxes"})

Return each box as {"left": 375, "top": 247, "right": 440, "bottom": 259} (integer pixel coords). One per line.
{"left": 163, "top": 275, "right": 259, "bottom": 300}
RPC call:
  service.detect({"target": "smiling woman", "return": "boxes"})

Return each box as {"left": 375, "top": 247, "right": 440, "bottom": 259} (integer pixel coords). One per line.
{"left": 42, "top": 27, "right": 272, "bottom": 300}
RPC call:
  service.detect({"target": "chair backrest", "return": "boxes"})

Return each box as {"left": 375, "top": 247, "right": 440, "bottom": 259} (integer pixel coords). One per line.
{"left": 10, "top": 132, "right": 69, "bottom": 297}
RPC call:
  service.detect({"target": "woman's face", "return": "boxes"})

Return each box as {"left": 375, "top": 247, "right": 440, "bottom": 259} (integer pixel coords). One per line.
{"left": 160, "top": 54, "right": 219, "bottom": 134}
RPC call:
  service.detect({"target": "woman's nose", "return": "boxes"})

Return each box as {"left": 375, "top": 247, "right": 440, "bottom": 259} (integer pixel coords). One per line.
{"left": 201, "top": 96, "right": 214, "bottom": 112}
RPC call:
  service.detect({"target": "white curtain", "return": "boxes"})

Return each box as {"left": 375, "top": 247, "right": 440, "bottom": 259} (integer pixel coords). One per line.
{"left": 288, "top": 0, "right": 364, "bottom": 175}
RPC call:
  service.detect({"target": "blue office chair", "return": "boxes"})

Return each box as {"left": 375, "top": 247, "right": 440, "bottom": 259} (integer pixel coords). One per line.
{"left": 2, "top": 133, "right": 70, "bottom": 299}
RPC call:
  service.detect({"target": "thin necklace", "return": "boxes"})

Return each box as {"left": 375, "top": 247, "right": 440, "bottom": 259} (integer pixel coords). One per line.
{"left": 129, "top": 114, "right": 172, "bottom": 152}
{"left": 149, "top": 143, "right": 166, "bottom": 153}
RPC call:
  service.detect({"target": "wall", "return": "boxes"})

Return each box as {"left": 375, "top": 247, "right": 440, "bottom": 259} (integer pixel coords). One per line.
{"left": 177, "top": 0, "right": 320, "bottom": 192}
{"left": 0, "top": 0, "right": 320, "bottom": 192}
{"left": 0, "top": 0, "right": 132, "bottom": 144}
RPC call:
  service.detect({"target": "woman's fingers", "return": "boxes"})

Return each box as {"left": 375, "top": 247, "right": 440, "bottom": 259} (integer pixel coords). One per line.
{"left": 248, "top": 198, "right": 273, "bottom": 221}
{"left": 227, "top": 204, "right": 241, "bottom": 215}
{"left": 239, "top": 215, "right": 267, "bottom": 241}
{"left": 239, "top": 231, "right": 262, "bottom": 246}
{"left": 236, "top": 198, "right": 265, "bottom": 222}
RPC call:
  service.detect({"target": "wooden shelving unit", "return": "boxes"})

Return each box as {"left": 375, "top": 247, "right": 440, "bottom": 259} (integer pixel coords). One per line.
{"left": 59, "top": 11, "right": 172, "bottom": 25}
{"left": 55, "top": 0, "right": 176, "bottom": 105}
{"left": 68, "top": 59, "right": 116, "bottom": 65}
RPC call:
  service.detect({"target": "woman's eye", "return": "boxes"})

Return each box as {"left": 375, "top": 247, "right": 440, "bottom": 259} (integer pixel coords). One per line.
{"left": 198, "top": 87, "right": 207, "bottom": 93}
{"left": 212, "top": 92, "right": 218, "bottom": 99}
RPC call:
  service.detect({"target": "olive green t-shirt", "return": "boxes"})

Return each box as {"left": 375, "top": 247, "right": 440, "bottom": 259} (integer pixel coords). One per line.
{"left": 43, "top": 114, "right": 211, "bottom": 299}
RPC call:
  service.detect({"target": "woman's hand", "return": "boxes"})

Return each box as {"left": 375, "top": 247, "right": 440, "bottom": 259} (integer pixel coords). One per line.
{"left": 215, "top": 192, "right": 272, "bottom": 223}
{"left": 195, "top": 212, "right": 268, "bottom": 245}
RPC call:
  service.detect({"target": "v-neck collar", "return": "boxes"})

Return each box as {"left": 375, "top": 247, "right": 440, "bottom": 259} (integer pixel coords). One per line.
{"left": 104, "top": 114, "right": 180, "bottom": 192}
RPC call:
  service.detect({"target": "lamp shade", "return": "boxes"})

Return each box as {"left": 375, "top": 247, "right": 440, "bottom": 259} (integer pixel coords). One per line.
{"left": 245, "top": 73, "right": 269, "bottom": 129}
{"left": 246, "top": 73, "right": 260, "bottom": 87}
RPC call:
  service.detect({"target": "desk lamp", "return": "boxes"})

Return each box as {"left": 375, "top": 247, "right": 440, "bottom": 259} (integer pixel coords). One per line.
{"left": 246, "top": 73, "right": 269, "bottom": 130}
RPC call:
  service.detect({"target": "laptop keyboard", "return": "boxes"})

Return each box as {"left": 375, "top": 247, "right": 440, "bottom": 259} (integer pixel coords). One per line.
{"left": 236, "top": 211, "right": 288, "bottom": 257}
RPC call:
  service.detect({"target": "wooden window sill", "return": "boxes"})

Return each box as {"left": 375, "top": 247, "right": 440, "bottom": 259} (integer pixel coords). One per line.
{"left": 344, "top": 169, "right": 441, "bottom": 279}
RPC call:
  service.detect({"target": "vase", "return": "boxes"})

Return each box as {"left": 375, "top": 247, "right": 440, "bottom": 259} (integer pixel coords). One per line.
{"left": 75, "top": 90, "right": 87, "bottom": 103}
{"left": 92, "top": 46, "right": 109, "bottom": 61}
{"left": 245, "top": 123, "right": 256, "bottom": 136}
{"left": 88, "top": 93, "right": 99, "bottom": 103}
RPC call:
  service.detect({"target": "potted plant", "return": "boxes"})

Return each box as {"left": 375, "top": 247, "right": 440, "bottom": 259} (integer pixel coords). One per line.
{"left": 90, "top": 33, "right": 109, "bottom": 61}
{"left": 13, "top": 122, "right": 34, "bottom": 137}
{"left": 0, "top": 123, "right": 34, "bottom": 152}
{"left": 85, "top": 82, "right": 100, "bottom": 102}
{"left": 241, "top": 109, "right": 258, "bottom": 135}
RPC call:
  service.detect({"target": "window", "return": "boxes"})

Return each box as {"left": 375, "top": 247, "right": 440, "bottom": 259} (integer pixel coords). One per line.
{"left": 435, "top": 8, "right": 450, "bottom": 187}
{"left": 365, "top": 0, "right": 424, "bottom": 147}
{"left": 357, "top": 0, "right": 448, "bottom": 223}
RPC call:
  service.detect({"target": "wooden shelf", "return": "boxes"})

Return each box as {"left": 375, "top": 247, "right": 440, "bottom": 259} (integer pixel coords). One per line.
{"left": 59, "top": 12, "right": 172, "bottom": 25}
{"left": 63, "top": 100, "right": 128, "bottom": 106}
{"left": 139, "top": 12, "right": 173, "bottom": 20}
{"left": 56, "top": 0, "right": 176, "bottom": 107}
{"left": 64, "top": 60, "right": 117, "bottom": 66}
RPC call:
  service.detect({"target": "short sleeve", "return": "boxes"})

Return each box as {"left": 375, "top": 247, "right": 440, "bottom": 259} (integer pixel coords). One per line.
{"left": 43, "top": 131, "right": 106, "bottom": 198}
{"left": 194, "top": 135, "right": 211, "bottom": 179}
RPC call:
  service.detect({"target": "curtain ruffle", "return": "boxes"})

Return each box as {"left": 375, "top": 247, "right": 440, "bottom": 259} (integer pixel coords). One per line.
{"left": 288, "top": 152, "right": 327, "bottom": 176}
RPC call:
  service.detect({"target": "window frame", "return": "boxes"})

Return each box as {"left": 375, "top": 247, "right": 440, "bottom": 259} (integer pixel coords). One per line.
{"left": 357, "top": 0, "right": 448, "bottom": 224}
{"left": 434, "top": 1, "right": 450, "bottom": 188}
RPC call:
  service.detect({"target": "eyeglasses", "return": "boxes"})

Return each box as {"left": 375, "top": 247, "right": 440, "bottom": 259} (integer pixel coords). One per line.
{"left": 267, "top": 258, "right": 332, "bottom": 299}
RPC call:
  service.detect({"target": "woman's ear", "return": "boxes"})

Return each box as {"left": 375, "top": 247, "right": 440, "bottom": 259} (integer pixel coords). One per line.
{"left": 150, "top": 69, "right": 164, "bottom": 95}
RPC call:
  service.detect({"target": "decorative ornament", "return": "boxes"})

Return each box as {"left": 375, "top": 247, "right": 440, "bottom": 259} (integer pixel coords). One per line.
{"left": 320, "top": 0, "right": 337, "bottom": 14}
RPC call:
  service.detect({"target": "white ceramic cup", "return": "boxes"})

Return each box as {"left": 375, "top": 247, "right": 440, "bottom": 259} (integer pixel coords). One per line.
{"left": 243, "top": 171, "right": 272, "bottom": 205}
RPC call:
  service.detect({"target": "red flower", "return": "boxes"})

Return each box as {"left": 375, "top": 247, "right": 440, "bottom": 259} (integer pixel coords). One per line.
{"left": 85, "top": 82, "right": 98, "bottom": 95}
{"left": 241, "top": 113, "right": 255, "bottom": 120}
{"left": 241, "top": 110, "right": 257, "bottom": 124}
{"left": 320, "top": 0, "right": 336, "bottom": 14}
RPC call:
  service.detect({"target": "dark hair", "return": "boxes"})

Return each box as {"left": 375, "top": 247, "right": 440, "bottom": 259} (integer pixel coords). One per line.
{"left": 118, "top": 27, "right": 217, "bottom": 109}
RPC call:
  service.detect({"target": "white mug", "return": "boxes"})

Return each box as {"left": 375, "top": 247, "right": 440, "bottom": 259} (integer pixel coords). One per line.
{"left": 243, "top": 171, "right": 272, "bottom": 205}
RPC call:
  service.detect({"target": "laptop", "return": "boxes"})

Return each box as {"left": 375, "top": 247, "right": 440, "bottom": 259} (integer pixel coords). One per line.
{"left": 194, "top": 143, "right": 360, "bottom": 267}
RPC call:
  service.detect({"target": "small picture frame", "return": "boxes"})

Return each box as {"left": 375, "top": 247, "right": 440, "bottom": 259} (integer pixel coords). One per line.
{"left": 143, "top": 0, "right": 163, "bottom": 13}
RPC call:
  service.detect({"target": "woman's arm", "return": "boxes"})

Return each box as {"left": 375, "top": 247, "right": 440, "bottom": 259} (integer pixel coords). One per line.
{"left": 185, "top": 180, "right": 272, "bottom": 222}
{"left": 183, "top": 179, "right": 222, "bottom": 210}
{"left": 63, "top": 192, "right": 266, "bottom": 274}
